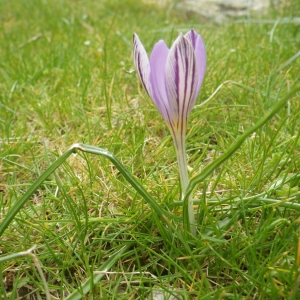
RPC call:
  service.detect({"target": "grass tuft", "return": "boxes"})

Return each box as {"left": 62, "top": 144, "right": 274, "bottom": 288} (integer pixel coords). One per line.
{"left": 1, "top": 0, "right": 300, "bottom": 298}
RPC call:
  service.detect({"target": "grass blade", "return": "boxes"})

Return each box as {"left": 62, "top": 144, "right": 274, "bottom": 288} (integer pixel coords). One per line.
{"left": 65, "top": 243, "right": 134, "bottom": 300}
{"left": 183, "top": 85, "right": 300, "bottom": 232}
{"left": 0, "top": 144, "right": 171, "bottom": 237}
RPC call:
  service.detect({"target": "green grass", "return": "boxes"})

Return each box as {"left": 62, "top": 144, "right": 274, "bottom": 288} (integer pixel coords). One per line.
{"left": 1, "top": 0, "right": 300, "bottom": 298}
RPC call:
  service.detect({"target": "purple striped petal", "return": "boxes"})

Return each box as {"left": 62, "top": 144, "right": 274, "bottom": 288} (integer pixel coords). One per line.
{"left": 133, "top": 33, "right": 152, "bottom": 98}
{"left": 185, "top": 29, "right": 206, "bottom": 97}
{"left": 149, "top": 40, "right": 170, "bottom": 122}
{"left": 165, "top": 34, "right": 198, "bottom": 131}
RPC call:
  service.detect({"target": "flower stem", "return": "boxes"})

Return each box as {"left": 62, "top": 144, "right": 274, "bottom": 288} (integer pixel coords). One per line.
{"left": 172, "top": 130, "right": 196, "bottom": 236}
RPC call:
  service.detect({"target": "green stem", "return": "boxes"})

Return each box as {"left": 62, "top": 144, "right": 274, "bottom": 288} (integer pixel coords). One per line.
{"left": 172, "top": 131, "right": 196, "bottom": 236}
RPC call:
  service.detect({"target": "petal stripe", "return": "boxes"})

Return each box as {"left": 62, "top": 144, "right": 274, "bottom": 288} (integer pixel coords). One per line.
{"left": 166, "top": 35, "right": 198, "bottom": 133}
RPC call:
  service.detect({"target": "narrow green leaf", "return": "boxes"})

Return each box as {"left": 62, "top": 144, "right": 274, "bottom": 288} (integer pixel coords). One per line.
{"left": 65, "top": 243, "right": 134, "bottom": 300}
{"left": 183, "top": 85, "right": 300, "bottom": 233}
{"left": 0, "top": 144, "right": 171, "bottom": 237}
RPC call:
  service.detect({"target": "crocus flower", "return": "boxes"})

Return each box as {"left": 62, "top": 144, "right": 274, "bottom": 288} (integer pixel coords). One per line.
{"left": 133, "top": 29, "right": 206, "bottom": 234}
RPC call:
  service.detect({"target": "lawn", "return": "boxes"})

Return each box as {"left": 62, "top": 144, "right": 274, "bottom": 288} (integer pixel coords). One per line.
{"left": 0, "top": 0, "right": 300, "bottom": 299}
